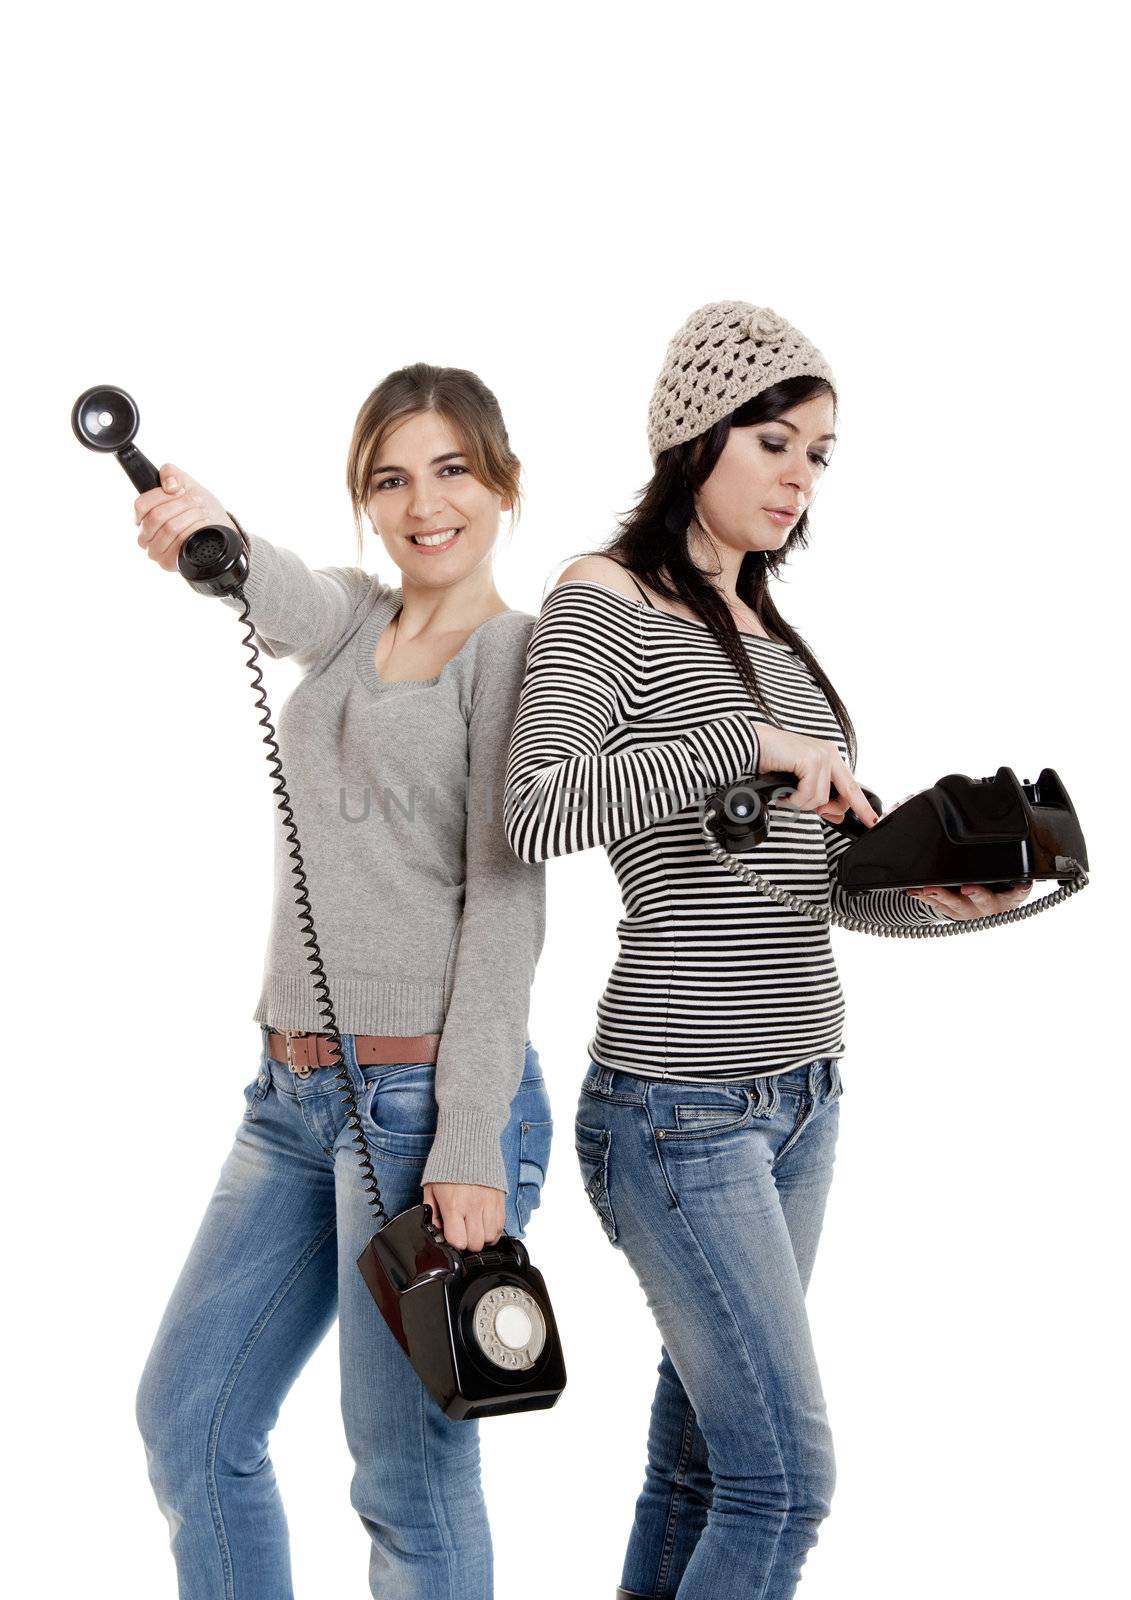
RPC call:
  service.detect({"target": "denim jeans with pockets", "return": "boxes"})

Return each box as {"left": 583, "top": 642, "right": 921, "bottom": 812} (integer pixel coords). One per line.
{"left": 136, "top": 1025, "right": 553, "bottom": 1600}
{"left": 574, "top": 1054, "right": 843, "bottom": 1600}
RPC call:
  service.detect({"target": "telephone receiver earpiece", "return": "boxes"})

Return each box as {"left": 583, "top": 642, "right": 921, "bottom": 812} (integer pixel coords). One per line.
{"left": 70, "top": 384, "right": 248, "bottom": 597}
{"left": 70, "top": 384, "right": 160, "bottom": 490}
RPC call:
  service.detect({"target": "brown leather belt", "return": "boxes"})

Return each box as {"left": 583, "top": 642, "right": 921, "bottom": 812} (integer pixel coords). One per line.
{"left": 267, "top": 1028, "right": 441, "bottom": 1076}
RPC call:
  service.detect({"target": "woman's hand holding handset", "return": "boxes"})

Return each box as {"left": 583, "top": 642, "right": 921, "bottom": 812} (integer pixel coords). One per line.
{"left": 134, "top": 462, "right": 238, "bottom": 573}
{"left": 752, "top": 724, "right": 879, "bottom": 829}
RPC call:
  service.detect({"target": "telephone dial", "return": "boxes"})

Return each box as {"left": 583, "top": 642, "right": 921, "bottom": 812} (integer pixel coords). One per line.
{"left": 700, "top": 768, "right": 1089, "bottom": 935}
{"left": 71, "top": 384, "right": 566, "bottom": 1419}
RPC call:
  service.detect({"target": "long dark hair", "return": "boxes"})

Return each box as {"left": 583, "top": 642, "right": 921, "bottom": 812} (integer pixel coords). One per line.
{"left": 566, "top": 374, "right": 858, "bottom": 770}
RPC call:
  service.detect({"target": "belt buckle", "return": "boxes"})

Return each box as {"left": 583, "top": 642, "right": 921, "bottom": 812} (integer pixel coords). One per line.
{"left": 284, "top": 1029, "right": 313, "bottom": 1080}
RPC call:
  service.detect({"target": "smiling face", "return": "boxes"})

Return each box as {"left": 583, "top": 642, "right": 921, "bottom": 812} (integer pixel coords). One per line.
{"left": 692, "top": 390, "right": 837, "bottom": 553}
{"left": 366, "top": 409, "right": 510, "bottom": 586}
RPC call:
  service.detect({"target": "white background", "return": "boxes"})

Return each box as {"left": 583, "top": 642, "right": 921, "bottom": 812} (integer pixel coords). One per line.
{"left": 5, "top": 3, "right": 1125, "bottom": 1597}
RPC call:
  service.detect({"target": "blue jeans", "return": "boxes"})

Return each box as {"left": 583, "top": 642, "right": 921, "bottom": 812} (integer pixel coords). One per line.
{"left": 136, "top": 1025, "right": 553, "bottom": 1600}
{"left": 574, "top": 1055, "right": 843, "bottom": 1600}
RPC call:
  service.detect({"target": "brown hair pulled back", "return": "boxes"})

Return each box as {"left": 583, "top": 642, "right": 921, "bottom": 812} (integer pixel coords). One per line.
{"left": 346, "top": 363, "right": 522, "bottom": 566}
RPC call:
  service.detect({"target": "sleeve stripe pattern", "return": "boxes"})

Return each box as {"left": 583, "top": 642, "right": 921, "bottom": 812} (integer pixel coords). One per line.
{"left": 501, "top": 579, "right": 935, "bottom": 1082}
{"left": 504, "top": 584, "right": 761, "bottom": 863}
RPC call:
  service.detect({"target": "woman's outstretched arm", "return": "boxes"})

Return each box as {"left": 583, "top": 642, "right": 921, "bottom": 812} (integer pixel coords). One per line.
{"left": 133, "top": 466, "right": 380, "bottom": 668}
{"left": 219, "top": 520, "right": 381, "bottom": 668}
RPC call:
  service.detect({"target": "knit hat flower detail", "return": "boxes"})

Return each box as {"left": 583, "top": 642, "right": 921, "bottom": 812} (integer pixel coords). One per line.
{"left": 646, "top": 300, "right": 836, "bottom": 463}
{"left": 744, "top": 307, "right": 790, "bottom": 342}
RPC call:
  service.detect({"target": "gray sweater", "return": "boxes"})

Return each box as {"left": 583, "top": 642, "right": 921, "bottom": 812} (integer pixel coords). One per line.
{"left": 219, "top": 529, "right": 545, "bottom": 1193}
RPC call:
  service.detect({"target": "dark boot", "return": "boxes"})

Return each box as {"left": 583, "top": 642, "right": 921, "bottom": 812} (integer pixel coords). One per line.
{"left": 616, "top": 1591, "right": 652, "bottom": 1599}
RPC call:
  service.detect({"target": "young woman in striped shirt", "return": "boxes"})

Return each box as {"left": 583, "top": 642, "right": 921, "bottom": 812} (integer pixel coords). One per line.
{"left": 503, "top": 302, "right": 1031, "bottom": 1600}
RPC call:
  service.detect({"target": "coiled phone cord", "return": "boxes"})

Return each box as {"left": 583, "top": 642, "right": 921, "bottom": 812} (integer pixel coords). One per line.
{"left": 69, "top": 382, "right": 423, "bottom": 1235}
{"left": 698, "top": 801, "right": 1089, "bottom": 937}
{"left": 234, "top": 588, "right": 394, "bottom": 1229}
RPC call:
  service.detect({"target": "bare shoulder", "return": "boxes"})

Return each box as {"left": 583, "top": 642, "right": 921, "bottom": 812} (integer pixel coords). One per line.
{"left": 553, "top": 553, "right": 640, "bottom": 602}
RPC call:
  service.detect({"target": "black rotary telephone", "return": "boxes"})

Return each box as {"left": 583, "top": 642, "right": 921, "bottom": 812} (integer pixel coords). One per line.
{"left": 700, "top": 768, "right": 1089, "bottom": 935}
{"left": 72, "top": 385, "right": 566, "bottom": 1420}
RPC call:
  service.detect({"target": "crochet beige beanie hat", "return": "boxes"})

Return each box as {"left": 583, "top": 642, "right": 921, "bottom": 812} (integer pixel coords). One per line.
{"left": 647, "top": 301, "right": 836, "bottom": 463}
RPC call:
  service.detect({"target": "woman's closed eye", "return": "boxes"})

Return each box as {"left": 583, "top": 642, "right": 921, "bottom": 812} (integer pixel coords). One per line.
{"left": 761, "top": 441, "right": 831, "bottom": 469}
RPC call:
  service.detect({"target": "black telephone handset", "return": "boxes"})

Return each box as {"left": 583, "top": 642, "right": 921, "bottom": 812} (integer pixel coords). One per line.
{"left": 70, "top": 387, "right": 248, "bottom": 597}
{"left": 701, "top": 768, "right": 1089, "bottom": 935}
{"left": 72, "top": 385, "right": 566, "bottom": 1419}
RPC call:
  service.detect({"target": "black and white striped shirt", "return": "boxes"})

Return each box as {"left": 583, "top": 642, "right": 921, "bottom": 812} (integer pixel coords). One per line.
{"left": 503, "top": 578, "right": 944, "bottom": 1081}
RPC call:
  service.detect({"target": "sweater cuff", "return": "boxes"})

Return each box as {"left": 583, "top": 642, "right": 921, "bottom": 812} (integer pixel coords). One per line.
{"left": 422, "top": 1107, "right": 509, "bottom": 1193}
{"left": 215, "top": 521, "right": 278, "bottom": 630}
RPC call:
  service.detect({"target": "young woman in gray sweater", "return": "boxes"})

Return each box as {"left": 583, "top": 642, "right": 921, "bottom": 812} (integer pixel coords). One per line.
{"left": 131, "top": 364, "right": 551, "bottom": 1600}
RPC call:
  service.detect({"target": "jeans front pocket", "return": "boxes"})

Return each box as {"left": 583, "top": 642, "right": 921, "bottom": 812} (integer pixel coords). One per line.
{"left": 669, "top": 1085, "right": 756, "bottom": 1140}
{"left": 242, "top": 1071, "right": 270, "bottom": 1123}
{"left": 574, "top": 1121, "right": 618, "bottom": 1245}
{"left": 363, "top": 1063, "right": 438, "bottom": 1163}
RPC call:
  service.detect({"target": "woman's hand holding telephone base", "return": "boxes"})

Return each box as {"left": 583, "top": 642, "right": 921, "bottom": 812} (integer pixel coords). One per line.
{"left": 423, "top": 1181, "right": 507, "bottom": 1254}
{"left": 707, "top": 742, "right": 1087, "bottom": 934}
{"left": 742, "top": 728, "right": 1031, "bottom": 917}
